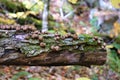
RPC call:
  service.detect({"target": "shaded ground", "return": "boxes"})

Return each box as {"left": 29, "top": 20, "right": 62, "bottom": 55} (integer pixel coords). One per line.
{"left": 0, "top": 65, "right": 119, "bottom": 80}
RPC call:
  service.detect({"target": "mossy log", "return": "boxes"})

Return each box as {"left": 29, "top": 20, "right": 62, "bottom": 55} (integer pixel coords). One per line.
{"left": 16, "top": 16, "right": 55, "bottom": 29}
{"left": 0, "top": 14, "right": 55, "bottom": 29}
{"left": 0, "top": 0, "right": 27, "bottom": 12}
{"left": 0, "top": 25, "right": 107, "bottom": 66}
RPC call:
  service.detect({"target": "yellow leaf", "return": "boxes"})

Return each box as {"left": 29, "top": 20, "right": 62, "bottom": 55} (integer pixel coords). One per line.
{"left": 106, "top": 45, "right": 114, "bottom": 49}
{"left": 16, "top": 12, "right": 25, "bottom": 18}
{"left": 113, "top": 21, "right": 120, "bottom": 36}
{"left": 0, "top": 17, "right": 15, "bottom": 24}
{"left": 8, "top": 13, "right": 17, "bottom": 18}
{"left": 110, "top": 0, "right": 120, "bottom": 8}
{"left": 68, "top": 0, "right": 78, "bottom": 4}
{"left": 76, "top": 77, "right": 91, "bottom": 80}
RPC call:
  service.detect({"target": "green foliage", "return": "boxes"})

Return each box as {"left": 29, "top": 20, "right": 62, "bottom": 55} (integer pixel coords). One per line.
{"left": 22, "top": 0, "right": 44, "bottom": 13}
{"left": 12, "top": 71, "right": 30, "bottom": 80}
{"left": 78, "top": 34, "right": 92, "bottom": 41}
{"left": 108, "top": 49, "right": 120, "bottom": 73}
{"left": 0, "top": 0, "right": 25, "bottom": 12}
{"left": 115, "top": 36, "right": 120, "bottom": 43}
{"left": 91, "top": 74, "right": 98, "bottom": 80}
{"left": 29, "top": 77, "right": 41, "bottom": 80}
{"left": 48, "top": 30, "right": 55, "bottom": 33}
{"left": 0, "top": 71, "right": 4, "bottom": 76}
{"left": 20, "top": 45, "right": 42, "bottom": 57}
{"left": 90, "top": 17, "right": 100, "bottom": 33}
{"left": 70, "top": 66, "right": 81, "bottom": 71}
{"left": 113, "top": 43, "right": 120, "bottom": 49}
{"left": 107, "top": 43, "right": 120, "bottom": 74}
{"left": 12, "top": 71, "right": 41, "bottom": 80}
{"left": 17, "top": 17, "right": 42, "bottom": 28}
{"left": 79, "top": 21, "right": 87, "bottom": 26}
{"left": 63, "top": 2, "right": 73, "bottom": 13}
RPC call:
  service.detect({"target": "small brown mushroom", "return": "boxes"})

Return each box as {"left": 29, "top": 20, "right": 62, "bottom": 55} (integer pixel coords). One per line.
{"left": 10, "top": 25, "right": 15, "bottom": 29}
{"left": 31, "top": 34, "right": 38, "bottom": 39}
{"left": 34, "top": 30, "right": 40, "bottom": 34}
{"left": 65, "top": 33, "right": 72, "bottom": 38}
{"left": 54, "top": 33, "right": 61, "bottom": 37}
{"left": 101, "top": 45, "right": 106, "bottom": 50}
{"left": 16, "top": 27, "right": 21, "bottom": 31}
{"left": 97, "top": 40, "right": 101, "bottom": 44}
{"left": 51, "top": 45, "right": 60, "bottom": 51}
{"left": 54, "top": 36, "right": 60, "bottom": 40}
{"left": 28, "top": 26, "right": 37, "bottom": 31}
{"left": 40, "top": 42, "right": 46, "bottom": 48}
{"left": 117, "top": 50, "right": 120, "bottom": 54}
{"left": 25, "top": 35, "right": 30, "bottom": 40}
{"left": 5, "top": 25, "right": 10, "bottom": 30}
{"left": 61, "top": 36, "right": 65, "bottom": 39}
{"left": 38, "top": 36, "right": 43, "bottom": 41}
{"left": 72, "top": 34, "right": 79, "bottom": 40}
{"left": 103, "top": 43, "right": 106, "bottom": 46}
{"left": 22, "top": 26, "right": 28, "bottom": 31}
{"left": 32, "top": 27, "right": 37, "bottom": 31}
{"left": 93, "top": 36, "right": 98, "bottom": 41}
{"left": 42, "top": 31, "right": 49, "bottom": 34}
{"left": 1, "top": 26, "right": 5, "bottom": 30}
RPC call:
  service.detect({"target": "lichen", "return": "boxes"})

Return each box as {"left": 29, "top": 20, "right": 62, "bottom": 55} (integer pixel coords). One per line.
{"left": 0, "top": 28, "right": 105, "bottom": 57}
{"left": 19, "top": 34, "right": 104, "bottom": 57}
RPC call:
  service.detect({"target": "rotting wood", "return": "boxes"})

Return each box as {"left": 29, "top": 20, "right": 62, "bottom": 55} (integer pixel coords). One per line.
{"left": 0, "top": 25, "right": 107, "bottom": 66}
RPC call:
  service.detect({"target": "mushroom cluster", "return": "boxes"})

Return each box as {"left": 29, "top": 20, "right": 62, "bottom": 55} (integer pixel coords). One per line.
{"left": 25, "top": 30, "right": 42, "bottom": 40}
{"left": 24, "top": 31, "right": 80, "bottom": 52}
{"left": 93, "top": 36, "right": 106, "bottom": 49}
{"left": 0, "top": 24, "right": 37, "bottom": 31}
{"left": 54, "top": 33, "right": 79, "bottom": 40}
{"left": 24, "top": 31, "right": 49, "bottom": 49}
{"left": 51, "top": 45, "right": 60, "bottom": 51}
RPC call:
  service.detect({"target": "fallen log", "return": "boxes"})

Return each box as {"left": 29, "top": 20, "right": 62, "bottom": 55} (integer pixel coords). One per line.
{"left": 0, "top": 49, "right": 106, "bottom": 66}
{"left": 0, "top": 25, "right": 107, "bottom": 66}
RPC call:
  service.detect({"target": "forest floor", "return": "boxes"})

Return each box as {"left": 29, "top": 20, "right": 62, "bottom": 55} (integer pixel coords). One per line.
{"left": 0, "top": 65, "right": 119, "bottom": 80}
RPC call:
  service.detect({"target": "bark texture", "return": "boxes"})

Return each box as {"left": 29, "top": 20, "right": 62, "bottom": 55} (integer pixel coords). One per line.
{"left": 0, "top": 26, "right": 107, "bottom": 66}
{"left": 0, "top": 49, "right": 106, "bottom": 66}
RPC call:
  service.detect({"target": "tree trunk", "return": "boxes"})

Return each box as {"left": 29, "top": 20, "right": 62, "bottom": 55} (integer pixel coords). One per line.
{"left": 42, "top": 0, "right": 50, "bottom": 32}
{"left": 0, "top": 27, "right": 107, "bottom": 66}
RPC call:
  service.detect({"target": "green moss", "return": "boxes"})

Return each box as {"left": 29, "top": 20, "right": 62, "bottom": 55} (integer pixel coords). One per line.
{"left": 21, "top": 34, "right": 104, "bottom": 57}
{"left": 114, "top": 36, "right": 120, "bottom": 44}
{"left": 20, "top": 45, "right": 41, "bottom": 57}
{"left": 0, "top": 30, "right": 104, "bottom": 57}
{"left": 0, "top": 0, "right": 26, "bottom": 12}
{"left": 108, "top": 49, "right": 120, "bottom": 74}
{"left": 16, "top": 17, "right": 42, "bottom": 29}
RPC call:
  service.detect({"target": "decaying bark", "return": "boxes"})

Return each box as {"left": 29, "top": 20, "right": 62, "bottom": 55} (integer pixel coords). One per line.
{"left": 0, "top": 26, "right": 107, "bottom": 66}
{"left": 0, "top": 49, "right": 106, "bottom": 66}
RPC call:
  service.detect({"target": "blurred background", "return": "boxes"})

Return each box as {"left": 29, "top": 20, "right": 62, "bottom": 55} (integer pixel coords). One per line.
{"left": 0, "top": 0, "right": 120, "bottom": 80}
